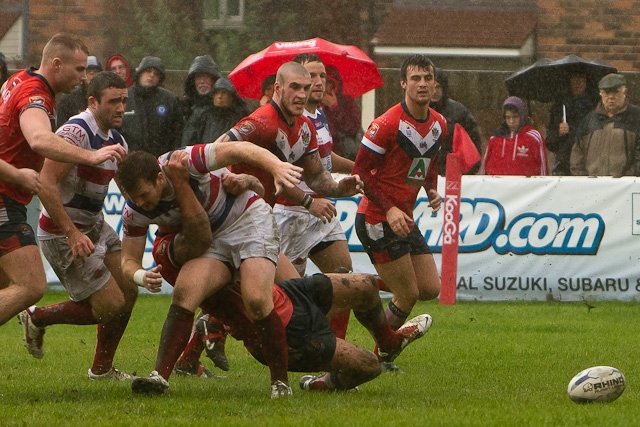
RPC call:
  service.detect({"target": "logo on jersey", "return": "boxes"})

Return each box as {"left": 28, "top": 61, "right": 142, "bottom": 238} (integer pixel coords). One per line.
{"left": 367, "top": 123, "right": 379, "bottom": 139}
{"left": 406, "top": 158, "right": 430, "bottom": 187}
{"left": 238, "top": 121, "right": 256, "bottom": 136}
{"left": 156, "top": 105, "right": 167, "bottom": 116}
{"left": 156, "top": 239, "right": 168, "bottom": 257}
{"left": 399, "top": 120, "right": 440, "bottom": 155}
{"left": 516, "top": 145, "right": 530, "bottom": 157}
{"left": 29, "top": 95, "right": 46, "bottom": 105}
{"left": 301, "top": 127, "right": 311, "bottom": 149}
{"left": 431, "top": 126, "right": 440, "bottom": 139}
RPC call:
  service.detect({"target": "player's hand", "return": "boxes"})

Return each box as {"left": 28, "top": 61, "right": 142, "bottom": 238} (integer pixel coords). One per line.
{"left": 559, "top": 122, "right": 570, "bottom": 136}
{"left": 67, "top": 228, "right": 95, "bottom": 262}
{"left": 162, "top": 150, "right": 191, "bottom": 185}
{"left": 16, "top": 168, "right": 41, "bottom": 195}
{"left": 272, "top": 162, "right": 302, "bottom": 196}
{"left": 222, "top": 173, "right": 265, "bottom": 196}
{"left": 141, "top": 265, "right": 164, "bottom": 293}
{"left": 387, "top": 206, "right": 414, "bottom": 238}
{"left": 308, "top": 197, "right": 337, "bottom": 223}
{"left": 90, "top": 144, "right": 127, "bottom": 165}
{"left": 427, "top": 189, "right": 442, "bottom": 213}
{"left": 335, "top": 174, "right": 364, "bottom": 197}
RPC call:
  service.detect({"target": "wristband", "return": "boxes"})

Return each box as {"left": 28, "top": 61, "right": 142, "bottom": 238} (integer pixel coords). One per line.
{"left": 133, "top": 269, "right": 146, "bottom": 286}
{"left": 301, "top": 194, "right": 313, "bottom": 210}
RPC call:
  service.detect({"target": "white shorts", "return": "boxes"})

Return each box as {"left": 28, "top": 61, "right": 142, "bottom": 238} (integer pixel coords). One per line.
{"left": 273, "top": 204, "right": 346, "bottom": 274}
{"left": 39, "top": 219, "right": 121, "bottom": 302}
{"left": 204, "top": 199, "right": 280, "bottom": 270}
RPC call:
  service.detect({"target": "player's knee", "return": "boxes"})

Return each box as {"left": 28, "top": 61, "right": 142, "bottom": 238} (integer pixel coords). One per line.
{"left": 93, "top": 294, "right": 126, "bottom": 322}
{"left": 21, "top": 281, "right": 46, "bottom": 307}
{"left": 243, "top": 295, "right": 270, "bottom": 320}
{"left": 418, "top": 280, "right": 441, "bottom": 301}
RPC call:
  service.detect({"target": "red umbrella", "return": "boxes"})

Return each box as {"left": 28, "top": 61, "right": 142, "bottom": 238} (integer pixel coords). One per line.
{"left": 228, "top": 37, "right": 384, "bottom": 99}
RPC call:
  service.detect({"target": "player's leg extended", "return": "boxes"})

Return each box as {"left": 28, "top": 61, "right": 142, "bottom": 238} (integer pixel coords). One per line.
{"left": 154, "top": 257, "right": 232, "bottom": 380}
{"left": 301, "top": 339, "right": 380, "bottom": 391}
{"left": 0, "top": 246, "right": 46, "bottom": 326}
{"left": 374, "top": 254, "right": 419, "bottom": 329}
{"left": 89, "top": 250, "right": 138, "bottom": 377}
{"left": 240, "top": 257, "right": 289, "bottom": 393}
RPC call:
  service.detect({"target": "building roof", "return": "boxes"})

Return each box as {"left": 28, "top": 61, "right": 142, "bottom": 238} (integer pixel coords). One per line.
{"left": 372, "top": 7, "right": 537, "bottom": 49}
{"left": 0, "top": 0, "right": 21, "bottom": 42}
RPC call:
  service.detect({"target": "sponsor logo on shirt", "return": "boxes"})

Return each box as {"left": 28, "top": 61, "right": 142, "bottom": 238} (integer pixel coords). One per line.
{"left": 368, "top": 123, "right": 379, "bottom": 139}
{"left": 238, "top": 121, "right": 256, "bottom": 136}
{"left": 29, "top": 95, "right": 46, "bottom": 105}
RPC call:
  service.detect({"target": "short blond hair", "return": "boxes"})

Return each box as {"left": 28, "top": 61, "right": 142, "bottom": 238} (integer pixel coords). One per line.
{"left": 42, "top": 33, "right": 89, "bottom": 62}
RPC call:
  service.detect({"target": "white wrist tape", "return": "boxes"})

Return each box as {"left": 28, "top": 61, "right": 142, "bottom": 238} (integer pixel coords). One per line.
{"left": 133, "top": 269, "right": 146, "bottom": 286}
{"left": 205, "top": 142, "right": 222, "bottom": 171}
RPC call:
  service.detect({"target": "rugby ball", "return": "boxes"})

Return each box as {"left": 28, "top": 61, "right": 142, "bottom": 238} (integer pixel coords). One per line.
{"left": 567, "top": 366, "right": 626, "bottom": 403}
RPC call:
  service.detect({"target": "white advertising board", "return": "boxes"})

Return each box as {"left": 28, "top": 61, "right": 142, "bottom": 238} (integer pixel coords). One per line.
{"left": 47, "top": 176, "right": 640, "bottom": 301}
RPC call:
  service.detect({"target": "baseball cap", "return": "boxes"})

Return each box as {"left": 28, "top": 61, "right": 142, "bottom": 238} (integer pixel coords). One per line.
{"left": 598, "top": 73, "right": 625, "bottom": 90}
{"left": 87, "top": 56, "right": 103, "bottom": 72}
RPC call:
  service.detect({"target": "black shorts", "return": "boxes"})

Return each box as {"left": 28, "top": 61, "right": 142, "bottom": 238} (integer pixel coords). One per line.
{"left": 278, "top": 274, "right": 337, "bottom": 372}
{"left": 355, "top": 213, "right": 431, "bottom": 264}
{"left": 0, "top": 196, "right": 36, "bottom": 256}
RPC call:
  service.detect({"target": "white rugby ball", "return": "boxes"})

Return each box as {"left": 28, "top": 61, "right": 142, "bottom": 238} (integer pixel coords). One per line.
{"left": 567, "top": 366, "right": 626, "bottom": 403}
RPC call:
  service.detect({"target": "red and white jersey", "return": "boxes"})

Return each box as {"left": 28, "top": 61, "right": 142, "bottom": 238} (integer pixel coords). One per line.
{"left": 482, "top": 125, "right": 548, "bottom": 176}
{"left": 121, "top": 144, "right": 260, "bottom": 240}
{"left": 226, "top": 101, "right": 318, "bottom": 206}
{"left": 38, "top": 110, "right": 128, "bottom": 238}
{"left": 0, "top": 68, "right": 56, "bottom": 205}
{"left": 355, "top": 102, "right": 446, "bottom": 223}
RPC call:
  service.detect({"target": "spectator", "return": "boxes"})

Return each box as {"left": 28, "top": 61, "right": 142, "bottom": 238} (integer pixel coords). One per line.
{"left": 182, "top": 77, "right": 251, "bottom": 146}
{"left": 481, "top": 96, "right": 548, "bottom": 176}
{"left": 259, "top": 74, "right": 276, "bottom": 106}
{"left": 106, "top": 54, "right": 133, "bottom": 87}
{"left": 571, "top": 73, "right": 640, "bottom": 177}
{"left": 0, "top": 52, "right": 7, "bottom": 88}
{"left": 119, "top": 56, "right": 183, "bottom": 157}
{"left": 57, "top": 55, "right": 103, "bottom": 124}
{"left": 430, "top": 68, "right": 483, "bottom": 175}
{"left": 182, "top": 55, "right": 222, "bottom": 121}
{"left": 546, "top": 71, "right": 598, "bottom": 175}
{"left": 322, "top": 65, "right": 364, "bottom": 160}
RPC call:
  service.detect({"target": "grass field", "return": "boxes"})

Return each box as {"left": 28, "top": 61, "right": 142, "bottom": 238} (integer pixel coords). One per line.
{"left": 1, "top": 291, "right": 639, "bottom": 427}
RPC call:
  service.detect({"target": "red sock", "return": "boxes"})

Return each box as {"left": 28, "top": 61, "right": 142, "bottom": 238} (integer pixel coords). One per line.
{"left": 91, "top": 311, "right": 132, "bottom": 374}
{"left": 354, "top": 302, "right": 401, "bottom": 351}
{"left": 330, "top": 311, "right": 350, "bottom": 340}
{"left": 254, "top": 309, "right": 288, "bottom": 384}
{"left": 176, "top": 328, "right": 204, "bottom": 370}
{"left": 31, "top": 300, "right": 96, "bottom": 327}
{"left": 155, "top": 304, "right": 194, "bottom": 380}
{"left": 374, "top": 275, "right": 390, "bottom": 292}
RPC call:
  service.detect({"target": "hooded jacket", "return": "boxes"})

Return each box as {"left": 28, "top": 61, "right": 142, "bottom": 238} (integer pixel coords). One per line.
{"left": 105, "top": 54, "right": 133, "bottom": 87}
{"left": 482, "top": 97, "right": 548, "bottom": 176}
{"left": 183, "top": 55, "right": 222, "bottom": 119}
{"left": 430, "top": 69, "right": 483, "bottom": 175}
{"left": 571, "top": 100, "right": 640, "bottom": 177}
{"left": 182, "top": 77, "right": 252, "bottom": 146}
{"left": 119, "top": 56, "right": 184, "bottom": 157}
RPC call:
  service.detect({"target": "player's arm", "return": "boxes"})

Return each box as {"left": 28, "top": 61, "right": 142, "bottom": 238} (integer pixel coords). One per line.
{"left": 38, "top": 159, "right": 95, "bottom": 260}
{"left": 121, "top": 237, "right": 162, "bottom": 293}
{"left": 200, "top": 140, "right": 301, "bottom": 196}
{"left": 20, "top": 108, "right": 126, "bottom": 165}
{"left": 298, "top": 151, "right": 363, "bottom": 198}
{"left": 0, "top": 159, "right": 40, "bottom": 194}
{"left": 162, "top": 151, "right": 213, "bottom": 265}
{"left": 221, "top": 173, "right": 265, "bottom": 197}
{"left": 330, "top": 152, "right": 354, "bottom": 175}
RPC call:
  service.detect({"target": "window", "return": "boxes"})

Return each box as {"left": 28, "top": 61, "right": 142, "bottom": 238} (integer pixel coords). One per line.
{"left": 203, "top": 0, "right": 245, "bottom": 29}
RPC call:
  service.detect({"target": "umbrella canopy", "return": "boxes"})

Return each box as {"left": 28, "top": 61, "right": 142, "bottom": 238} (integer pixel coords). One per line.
{"left": 505, "top": 54, "right": 617, "bottom": 103}
{"left": 228, "top": 37, "right": 384, "bottom": 99}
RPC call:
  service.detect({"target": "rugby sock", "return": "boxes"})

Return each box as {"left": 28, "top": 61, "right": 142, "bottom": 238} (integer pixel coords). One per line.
{"left": 329, "top": 311, "right": 350, "bottom": 340}
{"left": 254, "top": 309, "right": 288, "bottom": 384}
{"left": 176, "top": 328, "right": 205, "bottom": 370}
{"left": 374, "top": 275, "right": 391, "bottom": 292}
{"left": 155, "top": 304, "right": 195, "bottom": 380}
{"left": 354, "top": 301, "right": 401, "bottom": 351}
{"left": 31, "top": 300, "right": 96, "bottom": 327}
{"left": 91, "top": 310, "right": 132, "bottom": 374}
{"left": 385, "top": 300, "right": 410, "bottom": 330}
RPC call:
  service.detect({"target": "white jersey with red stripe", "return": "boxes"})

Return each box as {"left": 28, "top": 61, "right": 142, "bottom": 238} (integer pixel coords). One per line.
{"left": 121, "top": 144, "right": 260, "bottom": 241}
{"left": 38, "top": 110, "right": 128, "bottom": 239}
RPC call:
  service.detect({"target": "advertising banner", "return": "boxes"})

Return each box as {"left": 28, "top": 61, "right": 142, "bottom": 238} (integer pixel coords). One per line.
{"left": 72, "top": 176, "right": 640, "bottom": 301}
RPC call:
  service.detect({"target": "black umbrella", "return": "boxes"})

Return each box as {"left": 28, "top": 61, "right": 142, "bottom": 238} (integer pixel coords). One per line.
{"left": 505, "top": 54, "right": 617, "bottom": 103}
